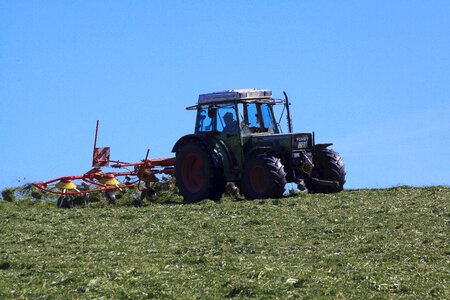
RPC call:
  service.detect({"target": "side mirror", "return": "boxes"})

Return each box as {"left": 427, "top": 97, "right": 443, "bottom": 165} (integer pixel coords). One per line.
{"left": 199, "top": 112, "right": 206, "bottom": 121}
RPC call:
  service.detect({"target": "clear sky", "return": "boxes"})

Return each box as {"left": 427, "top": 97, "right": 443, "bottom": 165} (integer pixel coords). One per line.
{"left": 1, "top": 1, "right": 449, "bottom": 190}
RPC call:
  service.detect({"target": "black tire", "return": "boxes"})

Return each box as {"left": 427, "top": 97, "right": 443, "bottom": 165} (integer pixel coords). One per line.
{"left": 241, "top": 155, "right": 287, "bottom": 200}
{"left": 57, "top": 196, "right": 73, "bottom": 209}
{"left": 175, "top": 140, "right": 226, "bottom": 203}
{"left": 105, "top": 191, "right": 116, "bottom": 204}
{"left": 140, "top": 187, "right": 156, "bottom": 201}
{"left": 306, "top": 148, "right": 346, "bottom": 193}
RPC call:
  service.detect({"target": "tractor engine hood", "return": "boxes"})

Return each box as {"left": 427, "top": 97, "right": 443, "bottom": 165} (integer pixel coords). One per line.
{"left": 246, "top": 133, "right": 314, "bottom": 153}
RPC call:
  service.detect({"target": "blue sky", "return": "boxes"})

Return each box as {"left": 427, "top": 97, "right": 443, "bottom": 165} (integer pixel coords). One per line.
{"left": 1, "top": 1, "right": 449, "bottom": 190}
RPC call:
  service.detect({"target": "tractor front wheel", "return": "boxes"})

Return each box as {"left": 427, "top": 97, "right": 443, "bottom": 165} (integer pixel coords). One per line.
{"left": 306, "top": 148, "right": 346, "bottom": 193}
{"left": 241, "top": 155, "right": 287, "bottom": 200}
{"left": 175, "top": 141, "right": 226, "bottom": 203}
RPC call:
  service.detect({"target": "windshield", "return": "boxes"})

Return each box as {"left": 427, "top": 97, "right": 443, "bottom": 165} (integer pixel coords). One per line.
{"left": 260, "top": 103, "right": 278, "bottom": 133}
{"left": 238, "top": 102, "right": 280, "bottom": 134}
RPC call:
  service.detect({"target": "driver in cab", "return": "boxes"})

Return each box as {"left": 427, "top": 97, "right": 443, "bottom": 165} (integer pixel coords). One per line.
{"left": 222, "top": 112, "right": 239, "bottom": 134}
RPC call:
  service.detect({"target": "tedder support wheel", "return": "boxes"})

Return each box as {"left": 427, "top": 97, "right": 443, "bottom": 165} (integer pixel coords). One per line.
{"left": 140, "top": 187, "right": 156, "bottom": 202}
{"left": 306, "top": 148, "right": 346, "bottom": 193}
{"left": 105, "top": 191, "right": 116, "bottom": 205}
{"left": 57, "top": 196, "right": 73, "bottom": 209}
{"left": 175, "top": 140, "right": 226, "bottom": 203}
{"left": 241, "top": 155, "right": 287, "bottom": 200}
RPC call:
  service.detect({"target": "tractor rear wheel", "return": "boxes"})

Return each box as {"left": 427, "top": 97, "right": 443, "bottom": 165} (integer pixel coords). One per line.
{"left": 241, "top": 155, "right": 287, "bottom": 200}
{"left": 175, "top": 141, "right": 226, "bottom": 203}
{"left": 306, "top": 148, "right": 346, "bottom": 193}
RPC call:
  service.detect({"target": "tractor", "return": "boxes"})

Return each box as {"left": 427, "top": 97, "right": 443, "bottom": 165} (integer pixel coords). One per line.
{"left": 172, "top": 89, "right": 346, "bottom": 202}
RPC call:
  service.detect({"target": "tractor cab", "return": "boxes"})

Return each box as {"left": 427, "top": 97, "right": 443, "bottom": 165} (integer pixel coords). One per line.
{"left": 187, "top": 89, "right": 285, "bottom": 173}
{"left": 174, "top": 89, "right": 346, "bottom": 203}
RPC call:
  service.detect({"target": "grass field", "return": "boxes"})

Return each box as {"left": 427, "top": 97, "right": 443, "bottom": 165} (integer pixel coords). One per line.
{"left": 0, "top": 186, "right": 449, "bottom": 299}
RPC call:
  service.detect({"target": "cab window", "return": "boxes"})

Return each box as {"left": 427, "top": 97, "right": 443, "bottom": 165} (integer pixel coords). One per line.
{"left": 217, "top": 106, "right": 238, "bottom": 134}
{"left": 238, "top": 102, "right": 279, "bottom": 134}
{"left": 261, "top": 103, "right": 279, "bottom": 133}
{"left": 196, "top": 106, "right": 213, "bottom": 132}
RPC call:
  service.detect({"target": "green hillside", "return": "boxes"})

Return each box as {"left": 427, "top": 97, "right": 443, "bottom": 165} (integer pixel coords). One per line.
{"left": 0, "top": 186, "right": 448, "bottom": 299}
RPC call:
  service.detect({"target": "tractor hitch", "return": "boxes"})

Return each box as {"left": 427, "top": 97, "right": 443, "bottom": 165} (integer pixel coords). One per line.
{"left": 308, "top": 177, "right": 340, "bottom": 189}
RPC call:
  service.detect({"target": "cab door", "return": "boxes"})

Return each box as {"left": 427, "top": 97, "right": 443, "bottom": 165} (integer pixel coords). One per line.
{"left": 215, "top": 104, "right": 244, "bottom": 175}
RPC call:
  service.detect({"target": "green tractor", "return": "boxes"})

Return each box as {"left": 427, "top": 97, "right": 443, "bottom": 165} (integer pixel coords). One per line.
{"left": 172, "top": 89, "right": 346, "bottom": 202}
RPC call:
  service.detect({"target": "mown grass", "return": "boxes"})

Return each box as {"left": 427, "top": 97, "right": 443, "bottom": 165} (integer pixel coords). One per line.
{"left": 0, "top": 186, "right": 449, "bottom": 299}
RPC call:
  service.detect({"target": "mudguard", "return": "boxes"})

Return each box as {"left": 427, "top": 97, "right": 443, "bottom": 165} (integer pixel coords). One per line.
{"left": 313, "top": 143, "right": 333, "bottom": 152}
{"left": 172, "top": 134, "right": 232, "bottom": 174}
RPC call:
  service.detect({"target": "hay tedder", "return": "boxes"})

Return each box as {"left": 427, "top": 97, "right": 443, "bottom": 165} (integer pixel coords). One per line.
{"left": 33, "top": 121, "right": 175, "bottom": 208}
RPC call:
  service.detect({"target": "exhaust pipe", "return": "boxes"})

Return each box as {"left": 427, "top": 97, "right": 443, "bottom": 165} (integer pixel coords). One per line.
{"left": 283, "top": 91, "right": 293, "bottom": 133}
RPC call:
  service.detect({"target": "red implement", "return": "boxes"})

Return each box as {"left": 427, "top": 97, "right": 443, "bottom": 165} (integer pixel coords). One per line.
{"left": 33, "top": 121, "right": 175, "bottom": 196}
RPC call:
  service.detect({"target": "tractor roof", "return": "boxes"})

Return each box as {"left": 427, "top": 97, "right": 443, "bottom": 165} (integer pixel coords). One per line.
{"left": 198, "top": 89, "right": 272, "bottom": 104}
{"left": 186, "top": 89, "right": 282, "bottom": 110}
